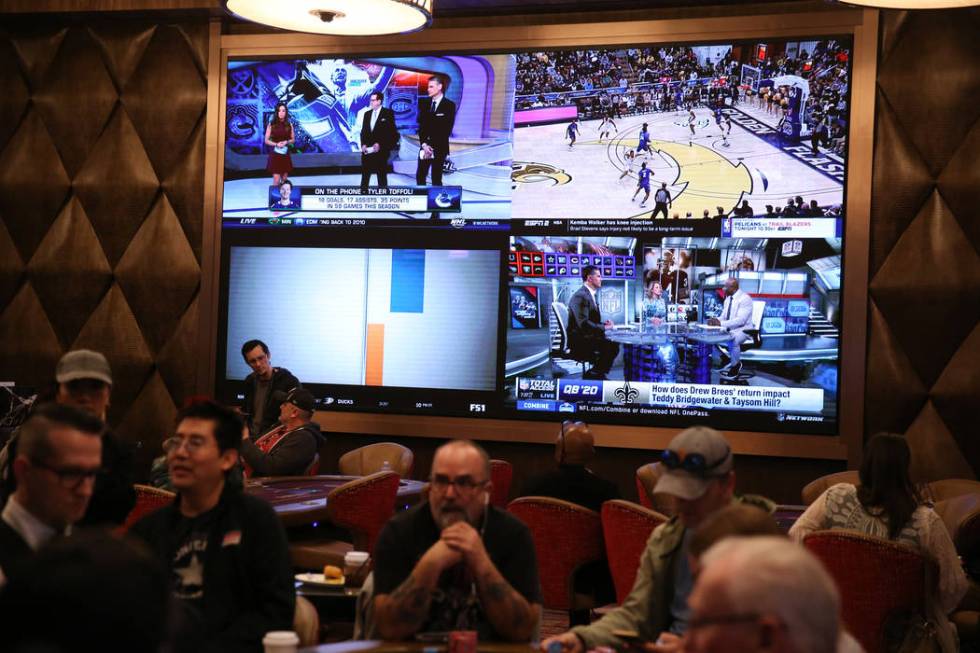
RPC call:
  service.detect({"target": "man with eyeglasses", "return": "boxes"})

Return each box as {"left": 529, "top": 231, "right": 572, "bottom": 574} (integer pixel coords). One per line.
{"left": 685, "top": 536, "right": 842, "bottom": 653}
{"left": 240, "top": 339, "right": 301, "bottom": 438}
{"left": 543, "top": 426, "right": 772, "bottom": 653}
{"left": 0, "top": 403, "right": 103, "bottom": 585}
{"left": 373, "top": 440, "right": 541, "bottom": 641}
{"left": 131, "top": 400, "right": 294, "bottom": 652}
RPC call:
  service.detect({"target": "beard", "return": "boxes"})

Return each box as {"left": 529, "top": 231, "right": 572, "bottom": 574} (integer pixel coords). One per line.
{"left": 435, "top": 504, "right": 471, "bottom": 530}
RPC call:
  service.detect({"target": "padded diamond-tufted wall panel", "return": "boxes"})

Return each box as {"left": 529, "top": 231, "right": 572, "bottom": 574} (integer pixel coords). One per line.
{"left": 2, "top": 7, "right": 978, "bottom": 488}
{"left": 0, "top": 18, "right": 208, "bottom": 475}
{"left": 868, "top": 8, "right": 980, "bottom": 481}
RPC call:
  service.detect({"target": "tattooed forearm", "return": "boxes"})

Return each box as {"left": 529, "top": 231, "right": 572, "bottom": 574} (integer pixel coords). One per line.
{"left": 388, "top": 574, "right": 432, "bottom": 625}
{"left": 486, "top": 581, "right": 508, "bottom": 602}
{"left": 476, "top": 572, "right": 537, "bottom": 640}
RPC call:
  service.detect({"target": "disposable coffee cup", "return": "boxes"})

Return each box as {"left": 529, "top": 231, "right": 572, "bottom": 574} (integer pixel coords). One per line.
{"left": 263, "top": 630, "right": 299, "bottom": 653}
{"left": 344, "top": 550, "right": 370, "bottom": 588}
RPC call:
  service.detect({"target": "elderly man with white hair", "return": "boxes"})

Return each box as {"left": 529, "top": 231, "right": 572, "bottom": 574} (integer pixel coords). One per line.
{"left": 685, "top": 536, "right": 854, "bottom": 653}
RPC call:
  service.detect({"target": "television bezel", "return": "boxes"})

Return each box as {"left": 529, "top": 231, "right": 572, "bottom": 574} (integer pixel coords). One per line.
{"left": 200, "top": 7, "right": 878, "bottom": 465}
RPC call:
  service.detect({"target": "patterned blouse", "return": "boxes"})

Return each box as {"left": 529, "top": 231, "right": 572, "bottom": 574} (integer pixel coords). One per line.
{"left": 789, "top": 483, "right": 968, "bottom": 653}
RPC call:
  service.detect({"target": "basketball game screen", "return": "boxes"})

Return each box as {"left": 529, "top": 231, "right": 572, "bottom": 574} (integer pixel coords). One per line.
{"left": 218, "top": 36, "right": 852, "bottom": 434}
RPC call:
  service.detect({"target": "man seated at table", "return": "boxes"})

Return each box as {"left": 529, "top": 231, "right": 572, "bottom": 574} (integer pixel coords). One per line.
{"left": 685, "top": 537, "right": 842, "bottom": 653}
{"left": 519, "top": 420, "right": 619, "bottom": 625}
{"left": 0, "top": 403, "right": 103, "bottom": 585}
{"left": 241, "top": 388, "right": 323, "bottom": 478}
{"left": 542, "top": 426, "right": 771, "bottom": 653}
{"left": 131, "top": 400, "right": 294, "bottom": 652}
{"left": 373, "top": 440, "right": 541, "bottom": 641}
{"left": 706, "top": 277, "right": 754, "bottom": 378}
{"left": 568, "top": 265, "right": 620, "bottom": 380}
{"left": 519, "top": 420, "right": 619, "bottom": 512}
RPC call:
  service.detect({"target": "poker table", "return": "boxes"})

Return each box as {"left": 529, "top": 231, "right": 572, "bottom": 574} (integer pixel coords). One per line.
{"left": 301, "top": 641, "right": 537, "bottom": 653}
{"left": 245, "top": 475, "right": 426, "bottom": 528}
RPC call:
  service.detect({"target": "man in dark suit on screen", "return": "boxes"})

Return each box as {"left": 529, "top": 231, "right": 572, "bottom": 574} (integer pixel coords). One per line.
{"left": 360, "top": 91, "right": 400, "bottom": 193}
{"left": 567, "top": 266, "right": 620, "bottom": 380}
{"left": 415, "top": 73, "right": 456, "bottom": 187}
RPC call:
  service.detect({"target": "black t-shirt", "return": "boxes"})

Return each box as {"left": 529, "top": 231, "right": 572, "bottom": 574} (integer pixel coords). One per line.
{"left": 373, "top": 502, "right": 541, "bottom": 640}
{"left": 519, "top": 464, "right": 620, "bottom": 513}
{"left": 168, "top": 508, "right": 220, "bottom": 617}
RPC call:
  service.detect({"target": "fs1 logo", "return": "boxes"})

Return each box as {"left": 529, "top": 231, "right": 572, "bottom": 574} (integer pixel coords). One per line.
{"left": 469, "top": 404, "right": 486, "bottom": 413}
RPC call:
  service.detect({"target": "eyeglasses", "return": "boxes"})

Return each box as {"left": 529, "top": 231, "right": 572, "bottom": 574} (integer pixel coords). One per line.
{"left": 660, "top": 445, "right": 730, "bottom": 477}
{"left": 162, "top": 436, "right": 211, "bottom": 455}
{"left": 429, "top": 474, "right": 488, "bottom": 495}
{"left": 32, "top": 461, "right": 103, "bottom": 489}
{"left": 688, "top": 612, "right": 763, "bottom": 631}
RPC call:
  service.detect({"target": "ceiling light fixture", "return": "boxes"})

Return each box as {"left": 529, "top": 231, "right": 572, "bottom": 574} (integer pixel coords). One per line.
{"left": 224, "top": 0, "right": 434, "bottom": 36}
{"left": 835, "top": 0, "right": 980, "bottom": 8}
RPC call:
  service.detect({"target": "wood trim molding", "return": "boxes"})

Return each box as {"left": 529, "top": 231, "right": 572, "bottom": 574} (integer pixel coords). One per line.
{"left": 198, "top": 17, "right": 223, "bottom": 396}
{"left": 839, "top": 8, "right": 878, "bottom": 469}
{"left": 313, "top": 412, "right": 849, "bottom": 460}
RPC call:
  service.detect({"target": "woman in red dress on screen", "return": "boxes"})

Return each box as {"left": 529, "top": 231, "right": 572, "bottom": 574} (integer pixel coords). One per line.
{"left": 265, "top": 102, "right": 295, "bottom": 186}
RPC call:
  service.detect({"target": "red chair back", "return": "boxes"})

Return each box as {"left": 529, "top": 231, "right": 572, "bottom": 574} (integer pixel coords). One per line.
{"left": 489, "top": 459, "right": 513, "bottom": 508}
{"left": 804, "top": 530, "right": 927, "bottom": 653}
{"left": 635, "top": 474, "right": 653, "bottom": 509}
{"left": 326, "top": 471, "right": 400, "bottom": 554}
{"left": 120, "top": 484, "right": 175, "bottom": 532}
{"left": 601, "top": 500, "right": 668, "bottom": 603}
{"left": 507, "top": 496, "right": 603, "bottom": 610}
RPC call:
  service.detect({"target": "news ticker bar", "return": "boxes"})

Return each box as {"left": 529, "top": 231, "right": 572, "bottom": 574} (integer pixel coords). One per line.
{"left": 723, "top": 217, "right": 842, "bottom": 239}
{"left": 516, "top": 378, "right": 824, "bottom": 414}
{"left": 270, "top": 185, "right": 463, "bottom": 213}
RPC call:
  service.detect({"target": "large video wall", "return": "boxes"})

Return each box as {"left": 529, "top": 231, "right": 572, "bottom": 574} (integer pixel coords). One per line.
{"left": 218, "top": 36, "right": 852, "bottom": 435}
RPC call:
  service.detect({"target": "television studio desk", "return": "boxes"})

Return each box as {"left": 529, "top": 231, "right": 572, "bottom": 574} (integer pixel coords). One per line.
{"left": 301, "top": 641, "right": 538, "bottom": 653}
{"left": 605, "top": 323, "right": 733, "bottom": 384}
{"left": 245, "top": 475, "right": 426, "bottom": 528}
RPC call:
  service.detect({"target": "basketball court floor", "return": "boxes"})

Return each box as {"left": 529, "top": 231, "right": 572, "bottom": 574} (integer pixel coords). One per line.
{"left": 512, "top": 105, "right": 844, "bottom": 221}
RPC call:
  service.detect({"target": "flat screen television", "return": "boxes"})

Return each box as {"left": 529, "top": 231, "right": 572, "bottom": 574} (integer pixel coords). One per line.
{"left": 216, "top": 32, "right": 854, "bottom": 438}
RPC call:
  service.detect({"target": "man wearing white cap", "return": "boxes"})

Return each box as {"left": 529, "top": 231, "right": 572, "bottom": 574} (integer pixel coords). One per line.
{"left": 542, "top": 426, "right": 769, "bottom": 653}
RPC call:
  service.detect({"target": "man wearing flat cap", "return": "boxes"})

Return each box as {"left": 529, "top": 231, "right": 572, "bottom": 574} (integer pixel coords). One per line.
{"left": 240, "top": 388, "right": 323, "bottom": 478}
{"left": 543, "top": 426, "right": 772, "bottom": 653}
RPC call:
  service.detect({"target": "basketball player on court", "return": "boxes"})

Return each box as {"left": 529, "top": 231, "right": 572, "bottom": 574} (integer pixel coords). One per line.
{"left": 631, "top": 161, "right": 653, "bottom": 207}
{"left": 619, "top": 149, "right": 637, "bottom": 180}
{"left": 637, "top": 123, "right": 652, "bottom": 159}
{"left": 687, "top": 109, "right": 697, "bottom": 139}
{"left": 597, "top": 115, "right": 616, "bottom": 143}
{"left": 566, "top": 119, "right": 580, "bottom": 149}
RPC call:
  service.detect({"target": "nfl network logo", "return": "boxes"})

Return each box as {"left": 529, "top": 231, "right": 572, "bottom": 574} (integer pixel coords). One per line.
{"left": 450, "top": 218, "right": 466, "bottom": 229}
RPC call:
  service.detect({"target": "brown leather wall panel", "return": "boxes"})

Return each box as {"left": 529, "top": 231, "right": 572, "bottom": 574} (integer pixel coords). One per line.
{"left": 0, "top": 19, "right": 207, "bottom": 474}
{"left": 1, "top": 9, "right": 978, "bottom": 485}
{"left": 869, "top": 8, "right": 980, "bottom": 480}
